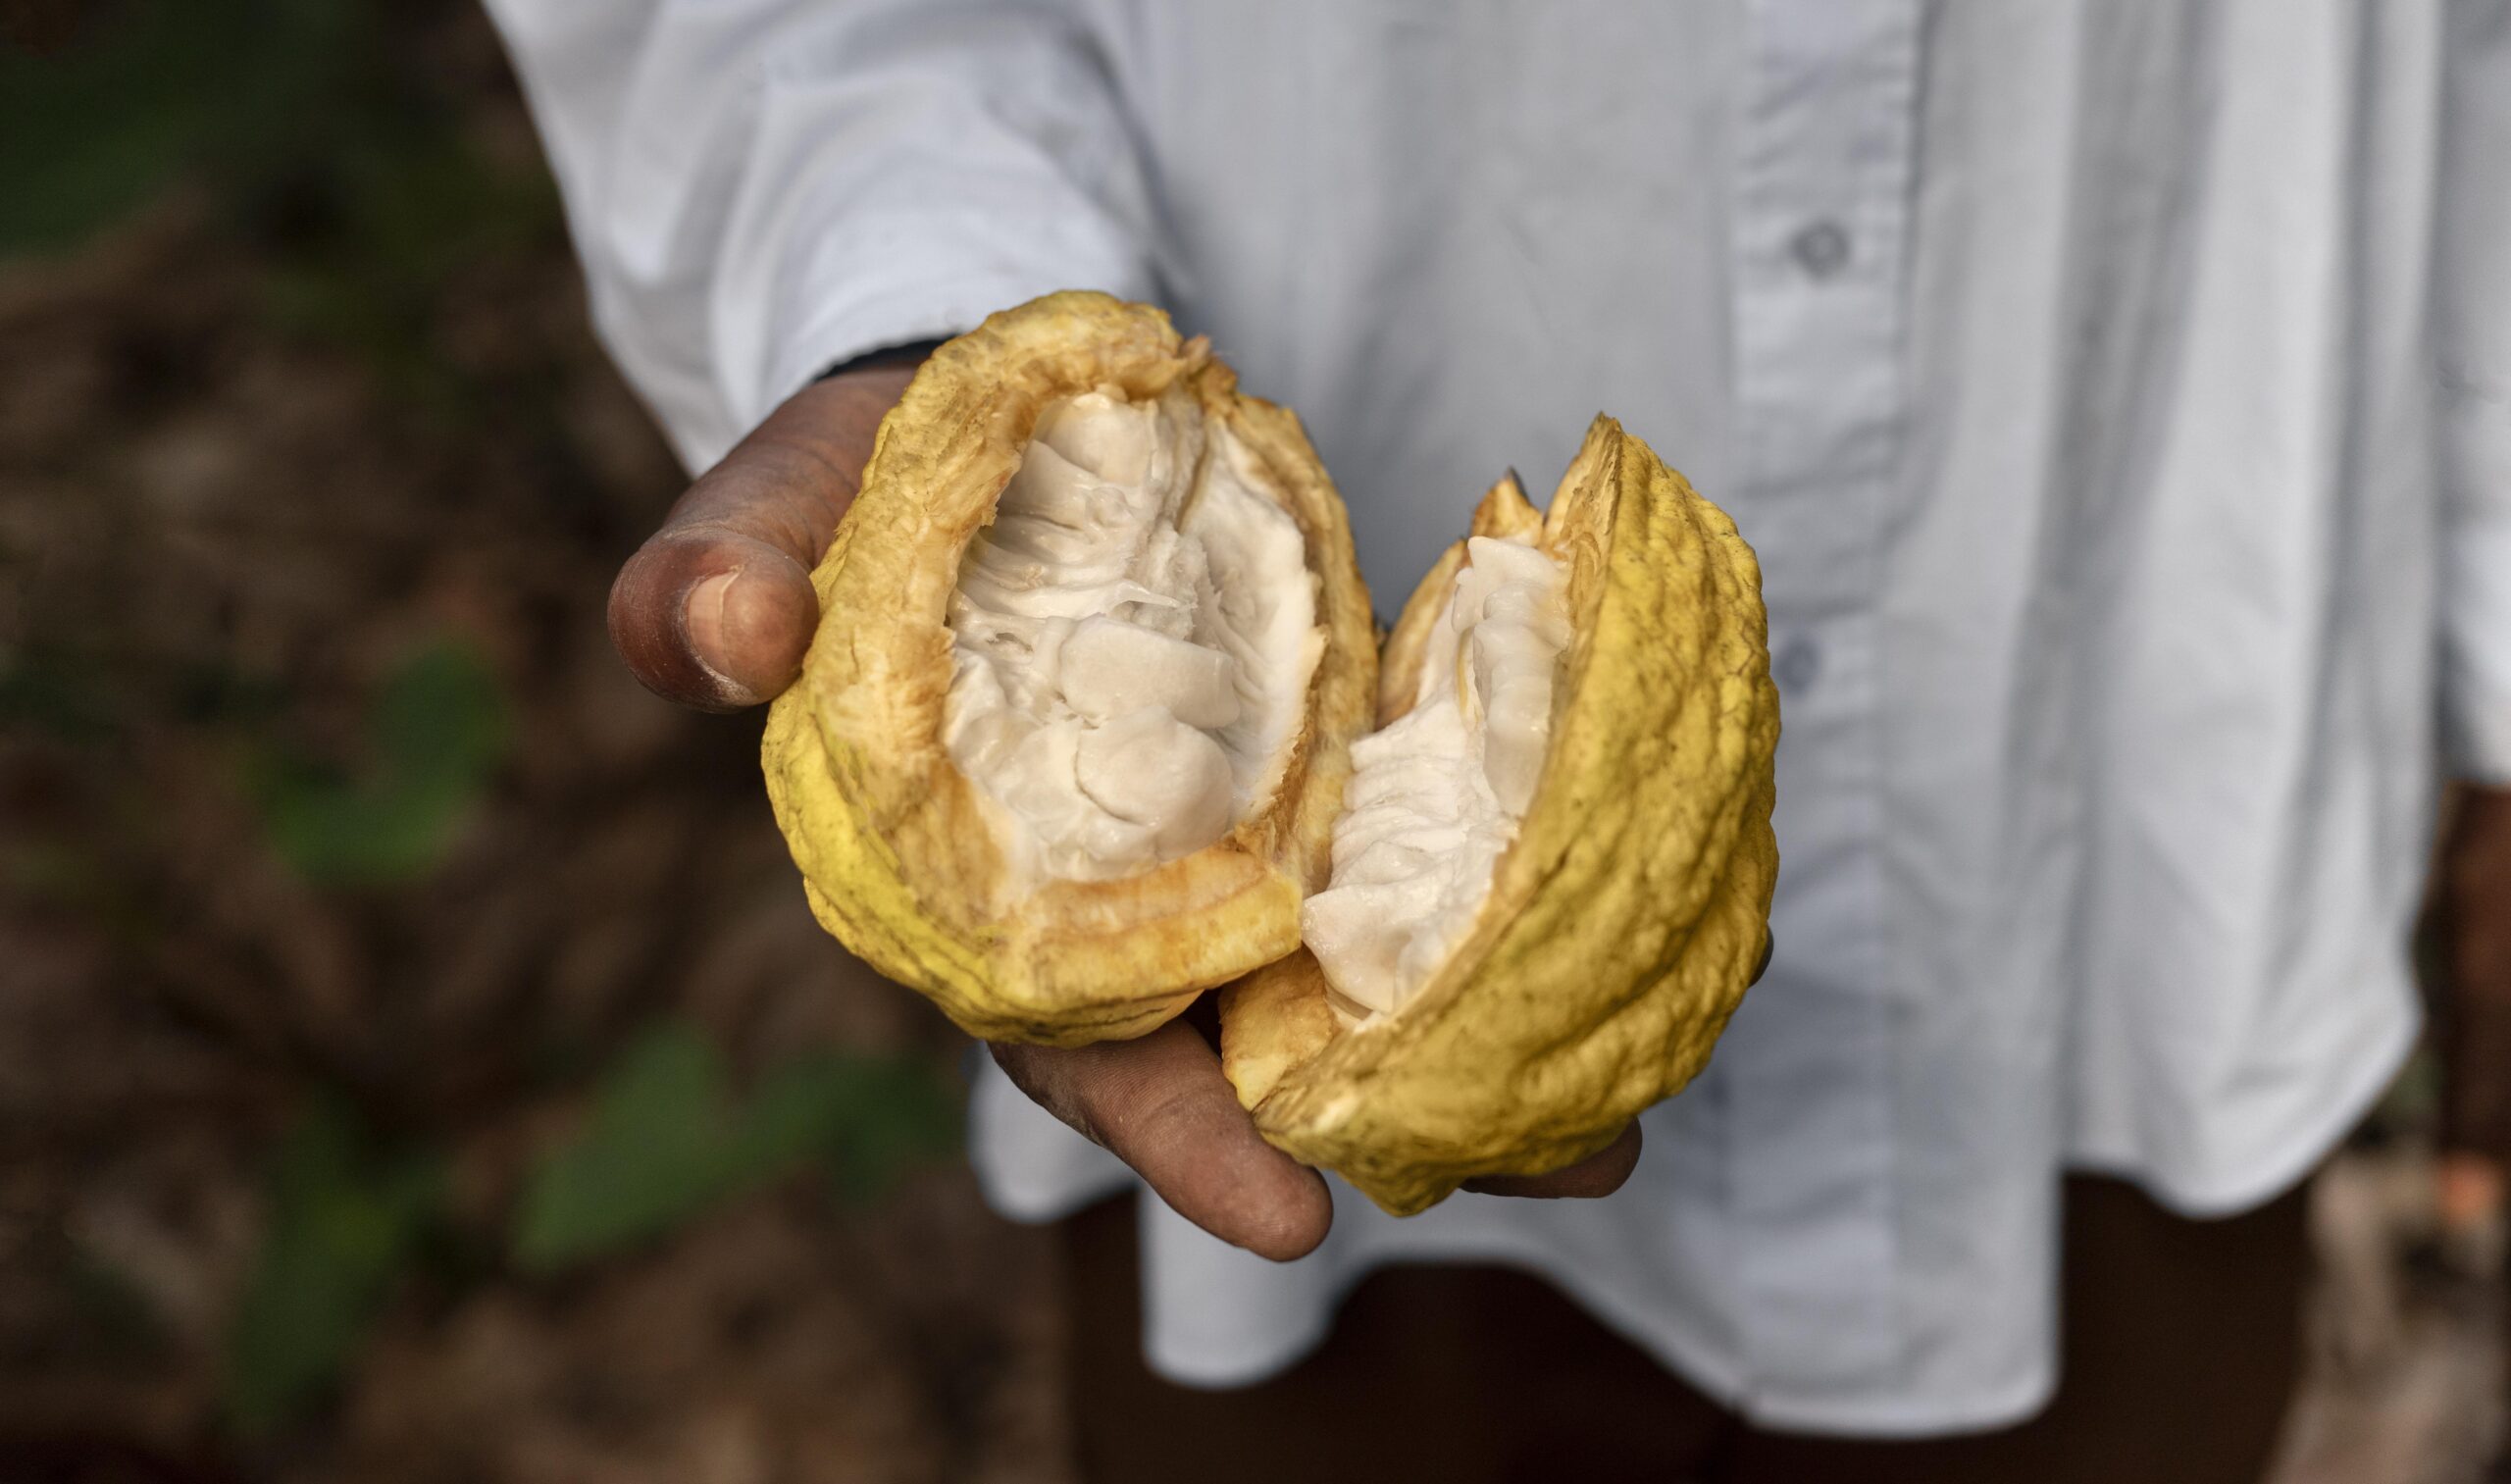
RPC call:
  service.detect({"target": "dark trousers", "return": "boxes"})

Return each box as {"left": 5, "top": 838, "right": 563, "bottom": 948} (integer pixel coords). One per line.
{"left": 1064, "top": 1175, "right": 2309, "bottom": 1484}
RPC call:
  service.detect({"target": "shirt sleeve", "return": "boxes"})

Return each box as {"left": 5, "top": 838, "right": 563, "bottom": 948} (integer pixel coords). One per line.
{"left": 2439, "top": 0, "right": 2511, "bottom": 785}
{"left": 482, "top": 0, "right": 1164, "bottom": 472}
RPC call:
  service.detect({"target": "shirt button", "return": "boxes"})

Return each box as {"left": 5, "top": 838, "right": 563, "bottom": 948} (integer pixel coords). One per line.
{"left": 1773, "top": 634, "right": 1821, "bottom": 693}
{"left": 1790, "top": 220, "right": 1852, "bottom": 279}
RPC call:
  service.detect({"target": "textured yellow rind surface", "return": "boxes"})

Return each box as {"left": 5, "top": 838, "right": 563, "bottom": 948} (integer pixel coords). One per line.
{"left": 1219, "top": 420, "right": 1781, "bottom": 1214}
{"left": 762, "top": 292, "right": 1377, "bottom": 1046}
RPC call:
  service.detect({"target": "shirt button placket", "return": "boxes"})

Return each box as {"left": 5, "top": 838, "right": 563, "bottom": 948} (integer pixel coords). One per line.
{"left": 1716, "top": 0, "right": 1923, "bottom": 1414}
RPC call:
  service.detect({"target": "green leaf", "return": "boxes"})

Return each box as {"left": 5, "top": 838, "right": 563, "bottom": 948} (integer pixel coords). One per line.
{"left": 810, "top": 1057, "right": 965, "bottom": 1205}
{"left": 0, "top": 0, "right": 361, "bottom": 257}
{"left": 248, "top": 636, "right": 509, "bottom": 887}
{"left": 225, "top": 1100, "right": 440, "bottom": 1437}
{"left": 511, "top": 1028, "right": 738, "bottom": 1273}
{"left": 370, "top": 638, "right": 511, "bottom": 783}
{"left": 731, "top": 1052, "right": 960, "bottom": 1203}
{"left": 0, "top": 645, "right": 116, "bottom": 743}
{"left": 512, "top": 1026, "right": 962, "bottom": 1272}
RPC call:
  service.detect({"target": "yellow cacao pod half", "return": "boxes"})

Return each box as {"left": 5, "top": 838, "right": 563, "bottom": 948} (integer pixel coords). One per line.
{"left": 1219, "top": 423, "right": 1781, "bottom": 1214}
{"left": 762, "top": 292, "right": 1377, "bottom": 1046}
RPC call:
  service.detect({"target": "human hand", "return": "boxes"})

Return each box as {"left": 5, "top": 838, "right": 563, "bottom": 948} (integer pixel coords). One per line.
{"left": 607, "top": 356, "right": 1647, "bottom": 1263}
{"left": 608, "top": 353, "right": 927, "bottom": 710}
{"left": 992, "top": 1010, "right": 1646, "bottom": 1262}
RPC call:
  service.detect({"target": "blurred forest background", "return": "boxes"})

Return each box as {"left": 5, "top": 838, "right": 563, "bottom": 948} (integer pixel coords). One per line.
{"left": 0, "top": 2, "right": 1060, "bottom": 1480}
{"left": 0, "top": 3, "right": 2501, "bottom": 1481}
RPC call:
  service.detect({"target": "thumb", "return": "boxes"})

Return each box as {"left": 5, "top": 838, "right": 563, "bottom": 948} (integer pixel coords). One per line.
{"left": 608, "top": 355, "right": 923, "bottom": 710}
{"left": 992, "top": 1021, "right": 1335, "bottom": 1262}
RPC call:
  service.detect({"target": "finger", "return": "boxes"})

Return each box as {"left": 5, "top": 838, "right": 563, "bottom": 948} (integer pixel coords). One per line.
{"left": 1462, "top": 1120, "right": 1643, "bottom": 1200}
{"left": 608, "top": 360, "right": 921, "bottom": 710}
{"left": 992, "top": 1020, "right": 1334, "bottom": 1261}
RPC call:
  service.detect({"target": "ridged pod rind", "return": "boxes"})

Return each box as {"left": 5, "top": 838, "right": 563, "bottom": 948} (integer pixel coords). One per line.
{"left": 1219, "top": 419, "right": 1780, "bottom": 1213}
{"left": 762, "top": 292, "right": 1377, "bottom": 1046}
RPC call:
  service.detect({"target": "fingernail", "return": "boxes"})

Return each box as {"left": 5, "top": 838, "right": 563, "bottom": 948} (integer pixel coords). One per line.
{"left": 681, "top": 569, "right": 762, "bottom": 707}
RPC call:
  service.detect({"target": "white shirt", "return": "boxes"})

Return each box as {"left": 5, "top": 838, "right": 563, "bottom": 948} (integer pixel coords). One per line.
{"left": 488, "top": 0, "right": 2511, "bottom": 1435}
